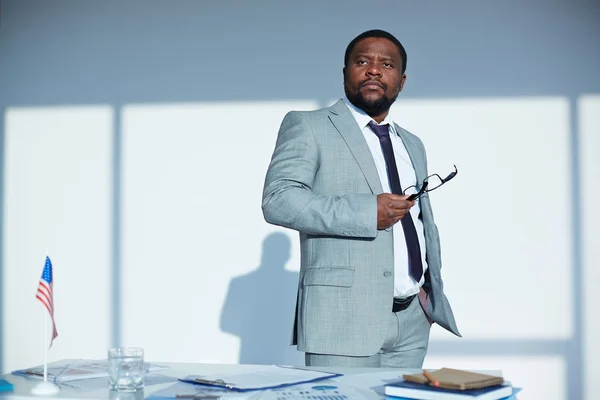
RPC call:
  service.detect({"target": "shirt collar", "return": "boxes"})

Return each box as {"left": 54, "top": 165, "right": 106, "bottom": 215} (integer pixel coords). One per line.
{"left": 342, "top": 96, "right": 395, "bottom": 133}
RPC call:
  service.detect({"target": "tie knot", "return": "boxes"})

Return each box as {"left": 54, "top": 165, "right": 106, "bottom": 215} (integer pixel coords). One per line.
{"left": 368, "top": 121, "right": 390, "bottom": 138}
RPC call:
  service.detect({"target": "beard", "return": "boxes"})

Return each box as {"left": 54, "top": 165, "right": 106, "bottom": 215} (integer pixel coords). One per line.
{"left": 345, "top": 80, "right": 399, "bottom": 116}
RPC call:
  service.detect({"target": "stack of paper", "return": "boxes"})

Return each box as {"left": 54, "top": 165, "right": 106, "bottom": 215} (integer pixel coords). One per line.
{"left": 12, "top": 359, "right": 169, "bottom": 382}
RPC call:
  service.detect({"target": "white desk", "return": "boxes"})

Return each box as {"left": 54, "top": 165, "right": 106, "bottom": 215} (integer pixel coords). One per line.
{"left": 0, "top": 361, "right": 410, "bottom": 400}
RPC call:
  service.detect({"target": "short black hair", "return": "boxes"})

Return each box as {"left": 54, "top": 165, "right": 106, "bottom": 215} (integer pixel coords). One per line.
{"left": 344, "top": 29, "right": 407, "bottom": 75}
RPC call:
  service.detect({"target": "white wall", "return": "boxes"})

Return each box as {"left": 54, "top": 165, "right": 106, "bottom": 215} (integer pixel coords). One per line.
{"left": 393, "top": 97, "right": 573, "bottom": 341}
{"left": 119, "top": 101, "right": 316, "bottom": 365}
{"left": 580, "top": 95, "right": 600, "bottom": 400}
{"left": 390, "top": 97, "right": 572, "bottom": 398}
{"left": 3, "top": 106, "right": 114, "bottom": 370}
{"left": 2, "top": 96, "right": 590, "bottom": 400}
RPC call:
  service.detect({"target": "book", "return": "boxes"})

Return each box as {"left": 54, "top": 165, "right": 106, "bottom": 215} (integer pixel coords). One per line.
{"left": 12, "top": 359, "right": 169, "bottom": 382}
{"left": 385, "top": 387, "right": 522, "bottom": 400}
{"left": 384, "top": 380, "right": 514, "bottom": 400}
{"left": 402, "top": 368, "right": 504, "bottom": 390}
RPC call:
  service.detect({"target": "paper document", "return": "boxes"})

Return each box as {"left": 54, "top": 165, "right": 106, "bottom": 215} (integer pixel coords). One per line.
{"left": 12, "top": 359, "right": 169, "bottom": 382}
{"left": 148, "top": 380, "right": 261, "bottom": 399}
{"left": 59, "top": 374, "right": 177, "bottom": 391}
{"left": 178, "top": 366, "right": 342, "bottom": 391}
{"left": 148, "top": 380, "right": 367, "bottom": 400}
{"left": 261, "top": 382, "right": 369, "bottom": 400}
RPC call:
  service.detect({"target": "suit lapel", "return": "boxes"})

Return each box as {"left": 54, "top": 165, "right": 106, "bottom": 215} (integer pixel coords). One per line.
{"left": 328, "top": 100, "right": 383, "bottom": 194}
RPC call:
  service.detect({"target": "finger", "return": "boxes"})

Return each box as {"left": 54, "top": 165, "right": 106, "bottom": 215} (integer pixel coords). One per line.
{"left": 401, "top": 195, "right": 417, "bottom": 203}
{"left": 387, "top": 194, "right": 406, "bottom": 200}
{"left": 389, "top": 199, "right": 413, "bottom": 210}
{"left": 397, "top": 195, "right": 417, "bottom": 206}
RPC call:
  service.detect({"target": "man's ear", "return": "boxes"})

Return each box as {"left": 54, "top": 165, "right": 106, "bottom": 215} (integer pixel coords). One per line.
{"left": 399, "top": 73, "right": 407, "bottom": 91}
{"left": 342, "top": 67, "right": 346, "bottom": 81}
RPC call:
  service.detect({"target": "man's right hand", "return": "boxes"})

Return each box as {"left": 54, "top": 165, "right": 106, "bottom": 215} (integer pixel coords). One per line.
{"left": 377, "top": 193, "right": 416, "bottom": 230}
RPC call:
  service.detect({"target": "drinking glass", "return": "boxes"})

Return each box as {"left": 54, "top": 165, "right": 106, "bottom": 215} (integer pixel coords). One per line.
{"left": 108, "top": 347, "right": 145, "bottom": 392}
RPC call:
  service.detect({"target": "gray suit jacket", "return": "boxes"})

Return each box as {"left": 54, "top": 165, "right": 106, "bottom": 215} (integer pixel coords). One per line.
{"left": 262, "top": 99, "right": 460, "bottom": 357}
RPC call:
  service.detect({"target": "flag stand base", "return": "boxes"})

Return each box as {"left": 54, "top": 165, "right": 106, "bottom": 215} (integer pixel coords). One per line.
{"left": 31, "top": 381, "right": 60, "bottom": 395}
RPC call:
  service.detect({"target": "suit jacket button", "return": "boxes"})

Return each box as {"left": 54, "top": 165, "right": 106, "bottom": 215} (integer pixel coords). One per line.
{"left": 383, "top": 271, "right": 392, "bottom": 278}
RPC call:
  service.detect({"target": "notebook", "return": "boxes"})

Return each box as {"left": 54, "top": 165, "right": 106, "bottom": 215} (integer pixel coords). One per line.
{"left": 402, "top": 368, "right": 504, "bottom": 390}
{"left": 384, "top": 380, "right": 514, "bottom": 400}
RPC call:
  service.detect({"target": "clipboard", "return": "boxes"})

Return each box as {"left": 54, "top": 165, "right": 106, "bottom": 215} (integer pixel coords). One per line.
{"left": 177, "top": 365, "right": 342, "bottom": 392}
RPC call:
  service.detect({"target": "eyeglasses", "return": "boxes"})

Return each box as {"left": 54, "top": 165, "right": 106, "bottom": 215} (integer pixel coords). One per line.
{"left": 404, "top": 165, "right": 458, "bottom": 201}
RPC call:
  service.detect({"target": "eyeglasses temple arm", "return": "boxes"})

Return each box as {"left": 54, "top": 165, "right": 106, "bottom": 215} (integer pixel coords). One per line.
{"left": 441, "top": 165, "right": 458, "bottom": 183}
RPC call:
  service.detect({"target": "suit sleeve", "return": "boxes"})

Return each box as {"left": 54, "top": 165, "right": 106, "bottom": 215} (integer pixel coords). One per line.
{"left": 262, "top": 111, "right": 378, "bottom": 238}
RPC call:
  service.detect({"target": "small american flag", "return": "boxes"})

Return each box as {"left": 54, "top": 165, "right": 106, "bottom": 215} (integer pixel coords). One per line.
{"left": 36, "top": 256, "right": 58, "bottom": 347}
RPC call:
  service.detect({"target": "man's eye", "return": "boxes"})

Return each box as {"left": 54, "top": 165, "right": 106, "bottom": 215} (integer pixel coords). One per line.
{"left": 357, "top": 60, "right": 368, "bottom": 65}
{"left": 383, "top": 63, "right": 393, "bottom": 68}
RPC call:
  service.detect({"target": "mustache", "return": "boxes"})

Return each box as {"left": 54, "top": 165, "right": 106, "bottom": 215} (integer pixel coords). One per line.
{"left": 360, "top": 79, "right": 387, "bottom": 90}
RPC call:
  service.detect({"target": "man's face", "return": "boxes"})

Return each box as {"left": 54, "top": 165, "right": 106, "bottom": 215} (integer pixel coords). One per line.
{"left": 343, "top": 37, "right": 406, "bottom": 117}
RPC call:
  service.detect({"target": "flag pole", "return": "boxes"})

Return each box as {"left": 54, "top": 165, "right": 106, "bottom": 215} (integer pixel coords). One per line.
{"left": 43, "top": 312, "right": 48, "bottom": 382}
{"left": 31, "top": 307, "right": 58, "bottom": 395}
{"left": 43, "top": 248, "right": 49, "bottom": 382}
{"left": 31, "top": 253, "right": 59, "bottom": 396}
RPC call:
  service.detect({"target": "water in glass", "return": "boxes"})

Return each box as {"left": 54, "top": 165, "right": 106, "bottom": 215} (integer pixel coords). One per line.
{"left": 108, "top": 347, "right": 144, "bottom": 392}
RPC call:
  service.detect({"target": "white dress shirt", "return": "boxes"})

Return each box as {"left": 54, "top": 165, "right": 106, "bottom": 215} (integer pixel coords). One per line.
{"left": 343, "top": 97, "right": 427, "bottom": 297}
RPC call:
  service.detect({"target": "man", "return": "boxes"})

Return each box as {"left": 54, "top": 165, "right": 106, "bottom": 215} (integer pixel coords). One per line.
{"left": 262, "top": 29, "right": 460, "bottom": 368}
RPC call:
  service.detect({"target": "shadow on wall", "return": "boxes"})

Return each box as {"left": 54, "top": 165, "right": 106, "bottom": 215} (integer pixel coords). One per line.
{"left": 220, "top": 232, "right": 302, "bottom": 365}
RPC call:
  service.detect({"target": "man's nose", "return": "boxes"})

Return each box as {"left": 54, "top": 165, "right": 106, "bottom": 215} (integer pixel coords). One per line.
{"left": 366, "top": 64, "right": 382, "bottom": 77}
